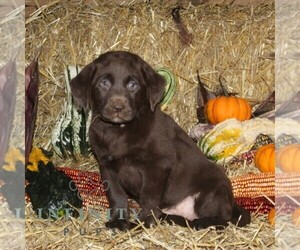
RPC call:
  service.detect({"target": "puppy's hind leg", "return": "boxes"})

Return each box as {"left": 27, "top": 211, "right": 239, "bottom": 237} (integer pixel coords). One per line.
{"left": 192, "top": 184, "right": 234, "bottom": 230}
{"left": 161, "top": 213, "right": 229, "bottom": 230}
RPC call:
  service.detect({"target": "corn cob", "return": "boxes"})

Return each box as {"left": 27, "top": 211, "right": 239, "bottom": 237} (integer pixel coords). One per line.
{"left": 79, "top": 193, "right": 109, "bottom": 208}
{"left": 251, "top": 134, "right": 273, "bottom": 150}
{"left": 23, "top": 166, "right": 300, "bottom": 215}
{"left": 55, "top": 168, "right": 300, "bottom": 214}
{"left": 233, "top": 173, "right": 300, "bottom": 214}
{"left": 276, "top": 134, "right": 298, "bottom": 149}
{"left": 24, "top": 166, "right": 300, "bottom": 215}
{"left": 276, "top": 196, "right": 300, "bottom": 214}
{"left": 229, "top": 150, "right": 255, "bottom": 165}
{"left": 57, "top": 167, "right": 141, "bottom": 209}
{"left": 275, "top": 172, "right": 300, "bottom": 196}
{"left": 57, "top": 168, "right": 275, "bottom": 213}
{"left": 235, "top": 197, "right": 274, "bottom": 214}
{"left": 57, "top": 167, "right": 106, "bottom": 195}
{"left": 231, "top": 172, "right": 275, "bottom": 198}
{"left": 231, "top": 172, "right": 275, "bottom": 213}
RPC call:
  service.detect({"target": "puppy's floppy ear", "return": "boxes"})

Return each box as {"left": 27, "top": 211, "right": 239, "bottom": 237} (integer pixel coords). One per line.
{"left": 142, "top": 63, "right": 165, "bottom": 112}
{"left": 70, "top": 62, "right": 95, "bottom": 110}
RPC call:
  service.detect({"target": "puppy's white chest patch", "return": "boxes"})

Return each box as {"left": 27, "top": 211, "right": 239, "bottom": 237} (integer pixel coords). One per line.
{"left": 162, "top": 193, "right": 200, "bottom": 221}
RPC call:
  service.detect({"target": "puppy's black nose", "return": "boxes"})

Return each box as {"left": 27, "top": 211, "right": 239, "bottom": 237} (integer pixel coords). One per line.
{"left": 113, "top": 104, "right": 124, "bottom": 112}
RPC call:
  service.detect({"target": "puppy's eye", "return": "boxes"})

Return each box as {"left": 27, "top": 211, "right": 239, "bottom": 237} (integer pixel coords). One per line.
{"left": 127, "top": 80, "right": 139, "bottom": 91}
{"left": 99, "top": 79, "right": 111, "bottom": 89}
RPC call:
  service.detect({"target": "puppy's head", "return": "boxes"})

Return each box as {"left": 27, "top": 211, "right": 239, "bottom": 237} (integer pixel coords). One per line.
{"left": 70, "top": 51, "right": 165, "bottom": 124}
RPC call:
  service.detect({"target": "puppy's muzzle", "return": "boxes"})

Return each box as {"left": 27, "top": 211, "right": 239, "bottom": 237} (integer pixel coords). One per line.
{"left": 102, "top": 96, "right": 135, "bottom": 123}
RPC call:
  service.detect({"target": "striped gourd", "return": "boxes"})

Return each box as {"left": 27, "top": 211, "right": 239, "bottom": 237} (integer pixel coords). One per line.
{"left": 51, "top": 66, "right": 91, "bottom": 159}
{"left": 198, "top": 118, "right": 274, "bottom": 163}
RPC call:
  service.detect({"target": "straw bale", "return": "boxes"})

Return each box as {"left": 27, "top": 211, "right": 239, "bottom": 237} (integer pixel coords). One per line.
{"left": 26, "top": 0, "right": 274, "bottom": 153}
{"left": 25, "top": 1, "right": 275, "bottom": 249}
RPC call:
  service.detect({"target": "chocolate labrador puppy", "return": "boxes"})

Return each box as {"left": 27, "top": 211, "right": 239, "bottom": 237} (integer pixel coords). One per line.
{"left": 70, "top": 51, "right": 251, "bottom": 231}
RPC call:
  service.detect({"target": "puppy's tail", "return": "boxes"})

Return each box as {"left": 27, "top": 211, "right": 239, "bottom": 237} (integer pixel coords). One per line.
{"left": 230, "top": 203, "right": 251, "bottom": 227}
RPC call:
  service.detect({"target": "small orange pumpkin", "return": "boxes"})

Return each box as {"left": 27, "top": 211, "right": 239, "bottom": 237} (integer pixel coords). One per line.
{"left": 277, "top": 144, "right": 300, "bottom": 172}
{"left": 268, "top": 208, "right": 275, "bottom": 226}
{"left": 205, "top": 96, "right": 251, "bottom": 124}
{"left": 292, "top": 207, "right": 300, "bottom": 227}
{"left": 254, "top": 144, "right": 275, "bottom": 173}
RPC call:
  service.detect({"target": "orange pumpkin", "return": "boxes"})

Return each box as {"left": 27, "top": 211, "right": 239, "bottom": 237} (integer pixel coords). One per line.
{"left": 205, "top": 96, "right": 251, "bottom": 124}
{"left": 268, "top": 208, "right": 275, "bottom": 226}
{"left": 277, "top": 144, "right": 300, "bottom": 172}
{"left": 292, "top": 207, "right": 300, "bottom": 227}
{"left": 254, "top": 144, "right": 275, "bottom": 173}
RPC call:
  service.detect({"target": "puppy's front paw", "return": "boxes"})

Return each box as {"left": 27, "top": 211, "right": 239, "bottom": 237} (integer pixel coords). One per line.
{"left": 105, "top": 219, "right": 135, "bottom": 231}
{"left": 139, "top": 209, "right": 161, "bottom": 228}
{"left": 141, "top": 215, "right": 156, "bottom": 228}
